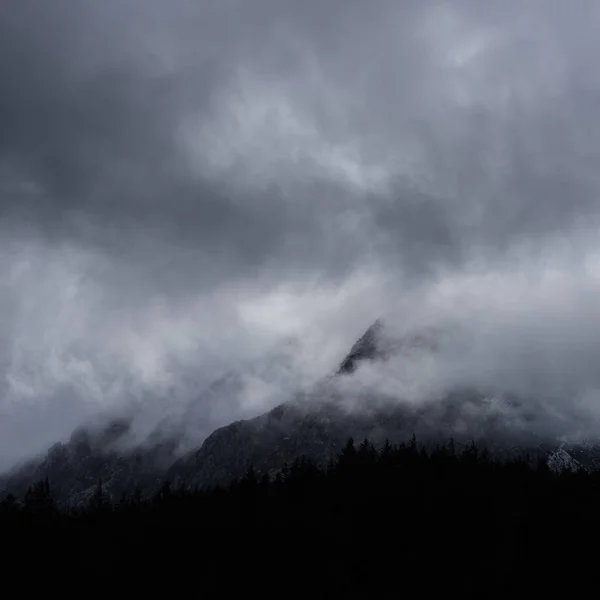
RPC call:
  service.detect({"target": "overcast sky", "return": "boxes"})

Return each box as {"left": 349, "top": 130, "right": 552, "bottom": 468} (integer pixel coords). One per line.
{"left": 3, "top": 0, "right": 600, "bottom": 468}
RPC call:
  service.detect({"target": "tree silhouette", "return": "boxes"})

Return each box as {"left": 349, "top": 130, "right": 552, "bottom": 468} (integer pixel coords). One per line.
{"left": 22, "top": 478, "right": 56, "bottom": 520}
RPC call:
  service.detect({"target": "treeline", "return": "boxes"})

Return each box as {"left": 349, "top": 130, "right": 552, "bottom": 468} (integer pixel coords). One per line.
{"left": 1, "top": 436, "right": 599, "bottom": 595}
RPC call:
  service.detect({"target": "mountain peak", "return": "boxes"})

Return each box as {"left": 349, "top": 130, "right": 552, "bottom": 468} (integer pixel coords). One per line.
{"left": 338, "top": 319, "right": 385, "bottom": 374}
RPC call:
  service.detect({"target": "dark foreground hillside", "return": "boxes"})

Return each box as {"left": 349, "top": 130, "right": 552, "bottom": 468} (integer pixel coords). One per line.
{"left": 2, "top": 436, "right": 600, "bottom": 597}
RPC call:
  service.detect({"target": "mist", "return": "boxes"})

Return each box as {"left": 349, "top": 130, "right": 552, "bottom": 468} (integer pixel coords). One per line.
{"left": 336, "top": 251, "right": 600, "bottom": 443}
{"left": 3, "top": 0, "right": 600, "bottom": 469}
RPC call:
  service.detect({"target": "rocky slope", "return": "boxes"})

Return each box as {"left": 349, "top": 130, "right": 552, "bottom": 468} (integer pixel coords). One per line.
{"left": 2, "top": 320, "right": 600, "bottom": 505}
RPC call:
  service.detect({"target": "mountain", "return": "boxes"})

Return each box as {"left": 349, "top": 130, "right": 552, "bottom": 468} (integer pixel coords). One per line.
{"left": 165, "top": 385, "right": 600, "bottom": 490}
{"left": 2, "top": 319, "right": 600, "bottom": 505}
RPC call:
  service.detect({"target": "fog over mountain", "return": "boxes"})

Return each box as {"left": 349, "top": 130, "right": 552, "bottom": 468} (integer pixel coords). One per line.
{"left": 3, "top": 0, "right": 600, "bottom": 471}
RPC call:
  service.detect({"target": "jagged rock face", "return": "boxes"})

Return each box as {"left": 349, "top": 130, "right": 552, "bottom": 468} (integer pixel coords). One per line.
{"left": 2, "top": 319, "right": 600, "bottom": 504}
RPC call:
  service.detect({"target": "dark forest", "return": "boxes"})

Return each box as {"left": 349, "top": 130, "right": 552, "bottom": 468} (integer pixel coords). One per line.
{"left": 2, "top": 436, "right": 598, "bottom": 596}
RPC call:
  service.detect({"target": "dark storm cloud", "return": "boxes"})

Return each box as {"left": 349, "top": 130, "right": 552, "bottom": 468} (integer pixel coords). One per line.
{"left": 3, "top": 0, "right": 598, "bottom": 277}
{"left": 2, "top": 0, "right": 600, "bottom": 467}
{"left": 0, "top": 0, "right": 375, "bottom": 292}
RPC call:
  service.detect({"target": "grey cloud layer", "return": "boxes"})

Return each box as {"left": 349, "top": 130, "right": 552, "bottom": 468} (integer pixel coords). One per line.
{"left": 2, "top": 0, "right": 600, "bottom": 467}
{"left": 5, "top": 0, "right": 600, "bottom": 272}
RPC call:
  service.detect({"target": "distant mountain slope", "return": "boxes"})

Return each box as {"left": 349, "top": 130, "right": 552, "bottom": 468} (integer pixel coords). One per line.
{"left": 0, "top": 417, "right": 175, "bottom": 505}
{"left": 3, "top": 319, "right": 600, "bottom": 505}
{"left": 164, "top": 387, "right": 585, "bottom": 491}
